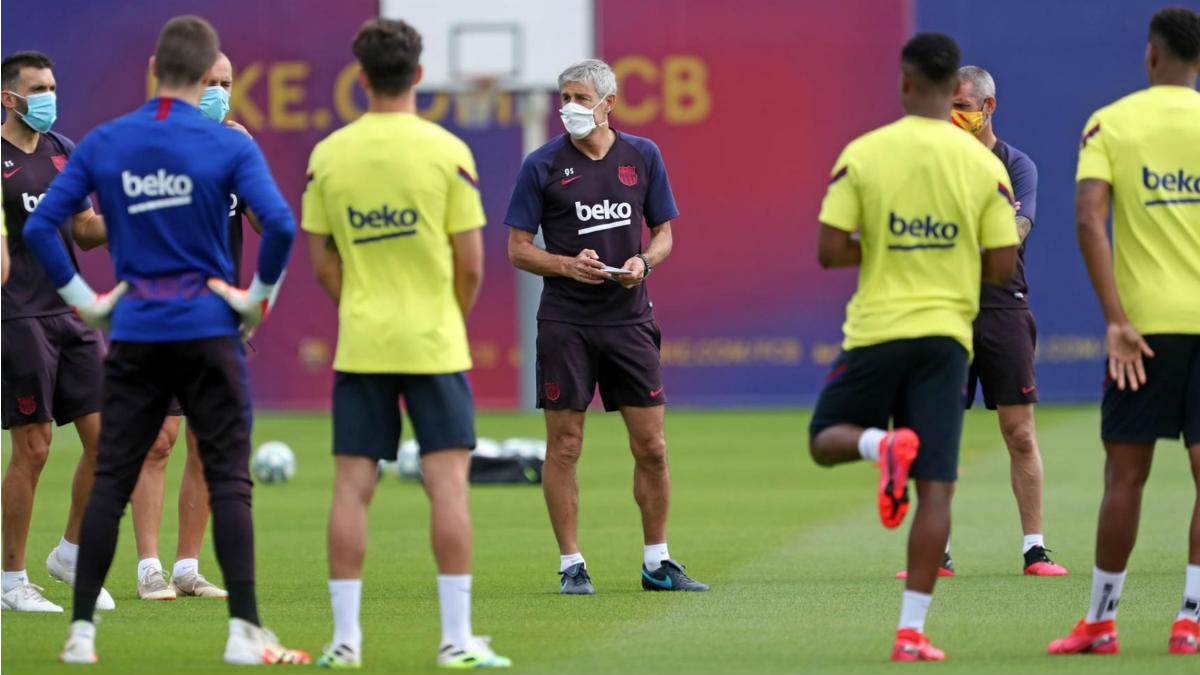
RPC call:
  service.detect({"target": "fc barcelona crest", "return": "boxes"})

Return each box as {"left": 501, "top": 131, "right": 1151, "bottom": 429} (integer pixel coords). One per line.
{"left": 618, "top": 165, "right": 637, "bottom": 187}
{"left": 51, "top": 154, "right": 67, "bottom": 172}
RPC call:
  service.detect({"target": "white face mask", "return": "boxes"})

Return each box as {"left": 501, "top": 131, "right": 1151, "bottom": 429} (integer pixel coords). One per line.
{"left": 559, "top": 100, "right": 606, "bottom": 139}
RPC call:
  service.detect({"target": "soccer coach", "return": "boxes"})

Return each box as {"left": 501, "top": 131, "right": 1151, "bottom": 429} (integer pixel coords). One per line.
{"left": 24, "top": 15, "right": 306, "bottom": 665}
{"left": 506, "top": 59, "right": 707, "bottom": 595}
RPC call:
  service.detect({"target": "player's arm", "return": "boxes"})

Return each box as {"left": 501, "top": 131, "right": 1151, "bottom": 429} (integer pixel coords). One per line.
{"left": 508, "top": 228, "right": 609, "bottom": 284}
{"left": 70, "top": 208, "right": 106, "bottom": 250}
{"left": 981, "top": 245, "right": 1017, "bottom": 286}
{"left": 817, "top": 224, "right": 861, "bottom": 268}
{"left": 308, "top": 233, "right": 341, "bottom": 304}
{"left": 245, "top": 208, "right": 262, "bottom": 235}
{"left": 451, "top": 228, "right": 484, "bottom": 316}
{"left": 816, "top": 151, "right": 862, "bottom": 268}
{"left": 1009, "top": 154, "right": 1038, "bottom": 243}
{"left": 1, "top": 233, "right": 9, "bottom": 285}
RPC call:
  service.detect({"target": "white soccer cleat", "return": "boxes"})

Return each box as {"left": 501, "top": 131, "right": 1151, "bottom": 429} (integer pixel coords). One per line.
{"left": 137, "top": 566, "right": 176, "bottom": 601}
{"left": 1, "top": 581, "right": 64, "bottom": 612}
{"left": 60, "top": 620, "right": 98, "bottom": 663}
{"left": 224, "top": 618, "right": 311, "bottom": 665}
{"left": 46, "top": 548, "right": 116, "bottom": 611}
{"left": 170, "top": 570, "right": 228, "bottom": 598}
{"left": 437, "top": 636, "right": 512, "bottom": 669}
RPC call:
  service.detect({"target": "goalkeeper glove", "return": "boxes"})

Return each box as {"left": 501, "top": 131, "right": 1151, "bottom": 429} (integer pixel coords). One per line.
{"left": 207, "top": 272, "right": 283, "bottom": 340}
{"left": 56, "top": 274, "right": 128, "bottom": 330}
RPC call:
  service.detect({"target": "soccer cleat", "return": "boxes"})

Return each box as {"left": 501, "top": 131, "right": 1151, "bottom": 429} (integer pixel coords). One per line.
{"left": 1048, "top": 619, "right": 1119, "bottom": 654}
{"left": 224, "top": 618, "right": 311, "bottom": 665}
{"left": 878, "top": 429, "right": 919, "bottom": 529}
{"left": 559, "top": 563, "right": 595, "bottom": 595}
{"left": 169, "top": 570, "right": 228, "bottom": 598}
{"left": 59, "top": 620, "right": 98, "bottom": 663}
{"left": 47, "top": 548, "right": 116, "bottom": 610}
{"left": 1023, "top": 546, "right": 1068, "bottom": 576}
{"left": 437, "top": 637, "right": 512, "bottom": 668}
{"left": 1169, "top": 618, "right": 1199, "bottom": 655}
{"left": 891, "top": 629, "right": 945, "bottom": 661}
{"left": 137, "top": 566, "right": 176, "bottom": 601}
{"left": 895, "top": 552, "right": 955, "bottom": 579}
{"left": 1, "top": 581, "right": 63, "bottom": 612}
{"left": 317, "top": 643, "right": 362, "bottom": 668}
{"left": 641, "top": 559, "right": 710, "bottom": 592}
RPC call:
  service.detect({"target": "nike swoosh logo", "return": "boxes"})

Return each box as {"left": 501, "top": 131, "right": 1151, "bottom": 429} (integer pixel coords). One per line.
{"left": 3, "top": 168, "right": 21, "bottom": 178}
{"left": 642, "top": 569, "right": 673, "bottom": 589}
{"left": 1022, "top": 386, "right": 1036, "bottom": 394}
{"left": 561, "top": 176, "right": 581, "bottom": 185}
{"left": 649, "top": 386, "right": 664, "bottom": 397}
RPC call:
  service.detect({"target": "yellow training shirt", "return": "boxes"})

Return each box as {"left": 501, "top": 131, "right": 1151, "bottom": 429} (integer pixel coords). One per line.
{"left": 1076, "top": 85, "right": 1200, "bottom": 335}
{"left": 302, "top": 113, "right": 485, "bottom": 373}
{"left": 818, "top": 115, "right": 1019, "bottom": 355}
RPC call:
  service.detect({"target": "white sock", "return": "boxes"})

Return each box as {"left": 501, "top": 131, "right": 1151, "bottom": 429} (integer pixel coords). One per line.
{"left": 137, "top": 557, "right": 163, "bottom": 580}
{"left": 644, "top": 543, "right": 669, "bottom": 571}
{"left": 437, "top": 574, "right": 472, "bottom": 646}
{"left": 945, "top": 540, "right": 951, "bottom": 555}
{"left": 560, "top": 552, "right": 585, "bottom": 573}
{"left": 1088, "top": 566, "right": 1126, "bottom": 623}
{"left": 1022, "top": 534, "right": 1044, "bottom": 554}
{"left": 2, "top": 570, "right": 29, "bottom": 593}
{"left": 858, "top": 428, "right": 887, "bottom": 461}
{"left": 57, "top": 537, "right": 79, "bottom": 567}
{"left": 1179, "top": 564, "right": 1200, "bottom": 622}
{"left": 173, "top": 558, "right": 199, "bottom": 578}
{"left": 898, "top": 590, "right": 932, "bottom": 633}
{"left": 329, "top": 579, "right": 363, "bottom": 652}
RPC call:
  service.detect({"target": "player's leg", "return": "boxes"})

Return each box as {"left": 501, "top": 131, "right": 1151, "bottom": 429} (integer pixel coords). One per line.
{"left": 170, "top": 423, "right": 223, "bottom": 598}
{"left": 536, "top": 320, "right": 597, "bottom": 592}
{"left": 889, "top": 337, "right": 966, "bottom": 661}
{"left": 1169, "top": 339, "right": 1200, "bottom": 654}
{"left": 321, "top": 373, "right": 397, "bottom": 666}
{"left": 129, "top": 413, "right": 181, "bottom": 600}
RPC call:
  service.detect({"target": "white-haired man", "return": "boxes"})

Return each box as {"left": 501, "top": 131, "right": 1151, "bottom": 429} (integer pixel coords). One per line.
{"left": 505, "top": 58, "right": 708, "bottom": 595}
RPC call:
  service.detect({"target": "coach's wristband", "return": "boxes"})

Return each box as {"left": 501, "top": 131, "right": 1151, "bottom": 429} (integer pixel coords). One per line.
{"left": 57, "top": 273, "right": 98, "bottom": 307}
{"left": 636, "top": 253, "right": 652, "bottom": 277}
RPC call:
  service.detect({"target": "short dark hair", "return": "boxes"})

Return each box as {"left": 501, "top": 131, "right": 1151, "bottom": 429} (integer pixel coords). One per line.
{"left": 1150, "top": 7, "right": 1200, "bottom": 63}
{"left": 353, "top": 18, "right": 423, "bottom": 96}
{"left": 154, "top": 15, "right": 220, "bottom": 87}
{"left": 2, "top": 51, "right": 53, "bottom": 91}
{"left": 901, "top": 33, "right": 961, "bottom": 88}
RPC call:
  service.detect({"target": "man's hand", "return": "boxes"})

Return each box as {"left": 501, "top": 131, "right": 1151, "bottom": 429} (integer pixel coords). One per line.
{"left": 616, "top": 255, "right": 646, "bottom": 289}
{"left": 207, "top": 274, "right": 282, "bottom": 340}
{"left": 56, "top": 275, "right": 128, "bottom": 330}
{"left": 1106, "top": 321, "right": 1155, "bottom": 391}
{"left": 563, "top": 249, "right": 611, "bottom": 285}
{"left": 224, "top": 120, "right": 252, "bottom": 138}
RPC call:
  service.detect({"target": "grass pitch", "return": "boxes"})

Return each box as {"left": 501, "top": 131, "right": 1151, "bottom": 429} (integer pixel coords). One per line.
{"left": 1, "top": 407, "right": 1195, "bottom": 674}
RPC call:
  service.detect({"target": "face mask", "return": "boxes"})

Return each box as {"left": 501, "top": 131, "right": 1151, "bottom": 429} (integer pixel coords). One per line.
{"left": 6, "top": 91, "right": 57, "bottom": 133}
{"left": 199, "top": 85, "right": 230, "bottom": 123}
{"left": 559, "top": 100, "right": 606, "bottom": 139}
{"left": 950, "top": 109, "right": 985, "bottom": 135}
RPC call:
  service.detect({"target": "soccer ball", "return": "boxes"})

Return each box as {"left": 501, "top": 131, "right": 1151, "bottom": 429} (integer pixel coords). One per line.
{"left": 397, "top": 440, "right": 421, "bottom": 480}
{"left": 252, "top": 441, "right": 296, "bottom": 484}
{"left": 474, "top": 437, "right": 501, "bottom": 457}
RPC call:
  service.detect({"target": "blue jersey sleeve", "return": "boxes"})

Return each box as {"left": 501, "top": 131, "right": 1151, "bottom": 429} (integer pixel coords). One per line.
{"left": 229, "top": 135, "right": 295, "bottom": 284}
{"left": 632, "top": 138, "right": 679, "bottom": 227}
{"left": 1007, "top": 150, "right": 1037, "bottom": 226}
{"left": 504, "top": 152, "right": 548, "bottom": 233}
{"left": 24, "top": 137, "right": 95, "bottom": 287}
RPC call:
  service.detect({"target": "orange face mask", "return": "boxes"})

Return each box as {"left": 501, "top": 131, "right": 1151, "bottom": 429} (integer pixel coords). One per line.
{"left": 951, "top": 109, "right": 985, "bottom": 135}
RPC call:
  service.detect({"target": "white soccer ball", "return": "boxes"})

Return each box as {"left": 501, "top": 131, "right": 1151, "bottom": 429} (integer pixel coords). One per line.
{"left": 474, "top": 437, "right": 501, "bottom": 457}
{"left": 252, "top": 441, "right": 296, "bottom": 484}
{"left": 502, "top": 437, "right": 546, "bottom": 460}
{"left": 397, "top": 440, "right": 421, "bottom": 480}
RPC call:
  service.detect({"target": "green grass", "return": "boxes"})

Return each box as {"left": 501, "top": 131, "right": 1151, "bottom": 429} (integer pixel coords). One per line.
{"left": 1, "top": 407, "right": 1195, "bottom": 673}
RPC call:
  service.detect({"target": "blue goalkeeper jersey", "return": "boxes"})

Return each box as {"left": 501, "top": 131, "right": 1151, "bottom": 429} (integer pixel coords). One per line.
{"left": 24, "top": 97, "right": 295, "bottom": 342}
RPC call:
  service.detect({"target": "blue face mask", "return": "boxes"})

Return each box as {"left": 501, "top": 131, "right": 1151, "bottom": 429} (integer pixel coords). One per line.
{"left": 198, "top": 85, "right": 230, "bottom": 123}
{"left": 7, "top": 91, "right": 57, "bottom": 133}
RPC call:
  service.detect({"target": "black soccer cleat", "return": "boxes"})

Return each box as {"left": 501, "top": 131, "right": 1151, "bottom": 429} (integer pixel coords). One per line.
{"left": 641, "top": 559, "right": 709, "bottom": 591}
{"left": 559, "top": 563, "right": 595, "bottom": 595}
{"left": 1023, "top": 545, "right": 1068, "bottom": 576}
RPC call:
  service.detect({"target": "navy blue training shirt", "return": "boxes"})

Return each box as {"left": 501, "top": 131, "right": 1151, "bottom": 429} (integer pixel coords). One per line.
{"left": 982, "top": 139, "right": 1037, "bottom": 308}
{"left": 24, "top": 97, "right": 295, "bottom": 342}
{"left": 505, "top": 131, "right": 678, "bottom": 325}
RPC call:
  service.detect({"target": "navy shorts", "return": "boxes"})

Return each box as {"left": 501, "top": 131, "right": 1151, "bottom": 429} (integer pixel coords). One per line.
{"left": 2, "top": 314, "right": 104, "bottom": 429}
{"left": 1102, "top": 334, "right": 1200, "bottom": 446}
{"left": 536, "top": 320, "right": 666, "bottom": 412}
{"left": 967, "top": 308, "right": 1039, "bottom": 410}
{"left": 809, "top": 337, "right": 969, "bottom": 481}
{"left": 332, "top": 371, "right": 476, "bottom": 460}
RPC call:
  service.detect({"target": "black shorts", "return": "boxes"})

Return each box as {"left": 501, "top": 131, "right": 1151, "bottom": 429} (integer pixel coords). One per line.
{"left": 966, "top": 308, "right": 1039, "bottom": 410}
{"left": 810, "top": 337, "right": 969, "bottom": 481}
{"left": 1102, "top": 334, "right": 1200, "bottom": 445}
{"left": 536, "top": 320, "right": 665, "bottom": 412}
{"left": 332, "top": 371, "right": 475, "bottom": 460}
{"left": 2, "top": 314, "right": 105, "bottom": 429}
